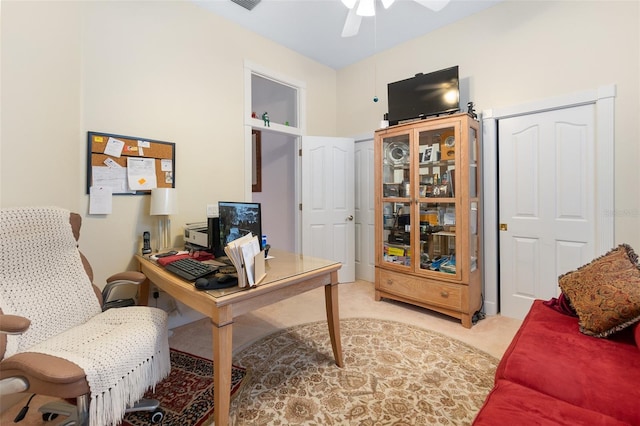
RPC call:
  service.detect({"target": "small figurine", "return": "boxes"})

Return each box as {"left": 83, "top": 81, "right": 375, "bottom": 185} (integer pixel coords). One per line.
{"left": 467, "top": 102, "right": 477, "bottom": 120}
{"left": 262, "top": 112, "right": 270, "bottom": 127}
{"left": 251, "top": 111, "right": 257, "bottom": 119}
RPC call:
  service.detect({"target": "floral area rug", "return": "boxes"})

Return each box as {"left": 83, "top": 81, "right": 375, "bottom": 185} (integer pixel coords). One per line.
{"left": 122, "top": 348, "right": 246, "bottom": 426}
{"left": 230, "top": 318, "right": 497, "bottom": 425}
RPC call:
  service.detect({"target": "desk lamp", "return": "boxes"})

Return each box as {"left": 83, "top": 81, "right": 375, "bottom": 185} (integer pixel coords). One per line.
{"left": 150, "top": 188, "right": 178, "bottom": 252}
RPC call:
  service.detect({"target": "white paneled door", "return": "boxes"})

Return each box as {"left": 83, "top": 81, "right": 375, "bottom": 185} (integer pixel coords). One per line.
{"left": 499, "top": 104, "right": 596, "bottom": 319}
{"left": 302, "top": 136, "right": 355, "bottom": 283}
{"left": 355, "top": 139, "right": 375, "bottom": 282}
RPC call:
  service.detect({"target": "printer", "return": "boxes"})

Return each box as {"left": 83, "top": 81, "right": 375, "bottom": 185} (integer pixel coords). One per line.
{"left": 184, "top": 222, "right": 208, "bottom": 249}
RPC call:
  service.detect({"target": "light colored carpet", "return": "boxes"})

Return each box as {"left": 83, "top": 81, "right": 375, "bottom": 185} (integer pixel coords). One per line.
{"left": 0, "top": 281, "right": 522, "bottom": 425}
{"left": 230, "top": 318, "right": 499, "bottom": 425}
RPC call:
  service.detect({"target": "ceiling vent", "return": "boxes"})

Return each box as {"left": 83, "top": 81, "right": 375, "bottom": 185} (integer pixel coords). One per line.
{"left": 230, "top": 0, "right": 261, "bottom": 11}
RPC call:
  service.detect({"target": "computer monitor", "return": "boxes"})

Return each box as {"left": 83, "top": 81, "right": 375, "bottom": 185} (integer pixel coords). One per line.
{"left": 218, "top": 201, "right": 263, "bottom": 251}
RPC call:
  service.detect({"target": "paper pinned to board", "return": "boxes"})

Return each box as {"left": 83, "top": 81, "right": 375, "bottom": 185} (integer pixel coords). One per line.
{"left": 126, "top": 157, "right": 157, "bottom": 190}
{"left": 104, "top": 137, "right": 125, "bottom": 157}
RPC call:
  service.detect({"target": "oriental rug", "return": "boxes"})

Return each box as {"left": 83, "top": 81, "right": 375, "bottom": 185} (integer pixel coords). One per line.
{"left": 122, "top": 348, "right": 246, "bottom": 426}
{"left": 229, "top": 318, "right": 498, "bottom": 426}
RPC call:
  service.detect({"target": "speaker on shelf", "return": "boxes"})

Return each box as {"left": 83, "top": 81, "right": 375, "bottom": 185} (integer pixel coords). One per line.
{"left": 440, "top": 130, "right": 455, "bottom": 161}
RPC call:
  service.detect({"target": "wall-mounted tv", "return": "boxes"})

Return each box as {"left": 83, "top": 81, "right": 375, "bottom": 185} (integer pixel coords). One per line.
{"left": 387, "top": 66, "right": 459, "bottom": 126}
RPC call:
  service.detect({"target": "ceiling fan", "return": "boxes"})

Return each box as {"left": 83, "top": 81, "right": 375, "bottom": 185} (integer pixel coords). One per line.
{"left": 341, "top": 0, "right": 451, "bottom": 37}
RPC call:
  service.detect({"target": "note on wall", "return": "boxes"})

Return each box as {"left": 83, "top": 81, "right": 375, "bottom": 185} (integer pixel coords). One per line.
{"left": 92, "top": 166, "right": 132, "bottom": 194}
{"left": 104, "top": 137, "right": 125, "bottom": 157}
{"left": 127, "top": 157, "right": 157, "bottom": 190}
{"left": 89, "top": 186, "right": 113, "bottom": 214}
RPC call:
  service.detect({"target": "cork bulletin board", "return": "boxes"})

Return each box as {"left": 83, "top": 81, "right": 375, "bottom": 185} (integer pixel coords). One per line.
{"left": 86, "top": 131, "right": 175, "bottom": 195}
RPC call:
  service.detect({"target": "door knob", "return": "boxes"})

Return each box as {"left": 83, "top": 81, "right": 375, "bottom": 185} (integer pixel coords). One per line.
{"left": 347, "top": 215, "right": 354, "bottom": 221}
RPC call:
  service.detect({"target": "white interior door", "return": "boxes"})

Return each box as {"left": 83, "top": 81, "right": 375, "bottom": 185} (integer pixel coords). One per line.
{"left": 302, "top": 136, "right": 355, "bottom": 283}
{"left": 355, "top": 138, "right": 375, "bottom": 282}
{"left": 499, "top": 105, "right": 596, "bottom": 319}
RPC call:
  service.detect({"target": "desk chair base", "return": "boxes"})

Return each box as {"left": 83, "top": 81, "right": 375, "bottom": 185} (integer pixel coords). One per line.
{"left": 39, "top": 395, "right": 163, "bottom": 425}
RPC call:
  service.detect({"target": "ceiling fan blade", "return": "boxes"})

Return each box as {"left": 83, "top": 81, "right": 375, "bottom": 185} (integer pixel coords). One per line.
{"left": 413, "top": 0, "right": 450, "bottom": 12}
{"left": 341, "top": 7, "right": 362, "bottom": 37}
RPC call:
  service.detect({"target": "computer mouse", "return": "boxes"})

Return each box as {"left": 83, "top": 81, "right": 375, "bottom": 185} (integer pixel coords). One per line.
{"left": 194, "top": 277, "right": 210, "bottom": 289}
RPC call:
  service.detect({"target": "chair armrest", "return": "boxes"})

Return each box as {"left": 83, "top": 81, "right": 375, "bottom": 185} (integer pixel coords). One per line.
{"left": 102, "top": 280, "right": 142, "bottom": 310}
{"left": 0, "top": 314, "right": 30, "bottom": 335}
{"left": 106, "top": 271, "right": 146, "bottom": 285}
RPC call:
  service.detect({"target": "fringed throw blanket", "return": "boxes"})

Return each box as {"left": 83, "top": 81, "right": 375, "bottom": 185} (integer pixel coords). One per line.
{"left": 0, "top": 207, "right": 171, "bottom": 426}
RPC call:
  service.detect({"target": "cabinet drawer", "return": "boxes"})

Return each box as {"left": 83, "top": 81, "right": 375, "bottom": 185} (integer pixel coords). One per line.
{"left": 377, "top": 269, "right": 462, "bottom": 311}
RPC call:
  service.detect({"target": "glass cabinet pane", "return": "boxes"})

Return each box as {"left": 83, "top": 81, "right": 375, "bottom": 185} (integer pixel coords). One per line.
{"left": 382, "top": 201, "right": 411, "bottom": 266}
{"left": 382, "top": 134, "right": 410, "bottom": 195}
{"left": 419, "top": 202, "right": 456, "bottom": 273}
{"left": 417, "top": 127, "right": 455, "bottom": 199}
{"left": 469, "top": 126, "right": 478, "bottom": 198}
{"left": 469, "top": 201, "right": 478, "bottom": 272}
{"left": 468, "top": 124, "right": 479, "bottom": 271}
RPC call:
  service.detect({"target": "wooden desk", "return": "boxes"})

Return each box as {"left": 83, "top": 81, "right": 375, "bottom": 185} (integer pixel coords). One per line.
{"left": 136, "top": 250, "right": 343, "bottom": 426}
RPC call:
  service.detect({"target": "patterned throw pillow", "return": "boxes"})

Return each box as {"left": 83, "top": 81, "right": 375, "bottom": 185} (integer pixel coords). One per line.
{"left": 559, "top": 244, "right": 640, "bottom": 338}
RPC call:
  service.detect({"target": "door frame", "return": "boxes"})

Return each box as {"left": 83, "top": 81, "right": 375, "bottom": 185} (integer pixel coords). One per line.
{"left": 244, "top": 61, "right": 306, "bottom": 253}
{"left": 481, "top": 85, "right": 615, "bottom": 315}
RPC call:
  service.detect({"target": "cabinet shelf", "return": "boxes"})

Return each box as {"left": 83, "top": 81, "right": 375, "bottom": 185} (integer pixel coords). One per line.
{"left": 374, "top": 113, "right": 482, "bottom": 328}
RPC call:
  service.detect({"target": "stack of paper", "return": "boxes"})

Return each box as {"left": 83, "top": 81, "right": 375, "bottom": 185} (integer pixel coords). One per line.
{"left": 224, "top": 234, "right": 266, "bottom": 288}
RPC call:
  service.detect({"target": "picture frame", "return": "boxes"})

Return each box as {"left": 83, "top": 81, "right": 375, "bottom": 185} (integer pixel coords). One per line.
{"left": 421, "top": 146, "right": 433, "bottom": 163}
{"left": 252, "top": 129, "right": 262, "bottom": 192}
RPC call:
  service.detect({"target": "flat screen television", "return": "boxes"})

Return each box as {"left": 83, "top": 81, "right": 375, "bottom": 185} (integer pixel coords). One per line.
{"left": 387, "top": 66, "right": 459, "bottom": 125}
{"left": 218, "top": 201, "right": 263, "bottom": 250}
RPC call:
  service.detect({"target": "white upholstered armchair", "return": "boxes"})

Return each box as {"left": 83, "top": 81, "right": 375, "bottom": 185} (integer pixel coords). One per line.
{"left": 0, "top": 207, "right": 171, "bottom": 426}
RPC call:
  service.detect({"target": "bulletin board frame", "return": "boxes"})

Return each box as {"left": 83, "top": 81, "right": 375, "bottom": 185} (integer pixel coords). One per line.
{"left": 86, "top": 131, "right": 176, "bottom": 195}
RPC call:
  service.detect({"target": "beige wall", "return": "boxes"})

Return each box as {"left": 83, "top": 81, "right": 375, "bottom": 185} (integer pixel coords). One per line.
{"left": 1, "top": 0, "right": 336, "bottom": 284}
{"left": 2, "top": 0, "right": 639, "bottom": 287}
{"left": 337, "top": 0, "right": 640, "bottom": 249}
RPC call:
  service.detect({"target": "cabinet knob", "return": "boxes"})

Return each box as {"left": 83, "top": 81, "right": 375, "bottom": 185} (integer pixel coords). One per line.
{"left": 440, "top": 291, "right": 449, "bottom": 298}
{"left": 387, "top": 279, "right": 393, "bottom": 285}
{"left": 346, "top": 215, "right": 354, "bottom": 221}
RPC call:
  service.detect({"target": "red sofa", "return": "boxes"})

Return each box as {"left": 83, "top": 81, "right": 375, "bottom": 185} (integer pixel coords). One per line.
{"left": 474, "top": 300, "right": 640, "bottom": 425}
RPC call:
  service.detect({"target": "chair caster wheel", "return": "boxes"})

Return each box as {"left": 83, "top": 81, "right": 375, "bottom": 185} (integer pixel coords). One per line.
{"left": 150, "top": 409, "right": 164, "bottom": 423}
{"left": 42, "top": 412, "right": 59, "bottom": 422}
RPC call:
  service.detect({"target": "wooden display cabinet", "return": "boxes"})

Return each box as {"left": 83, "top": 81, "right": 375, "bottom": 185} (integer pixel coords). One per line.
{"left": 374, "top": 113, "right": 482, "bottom": 328}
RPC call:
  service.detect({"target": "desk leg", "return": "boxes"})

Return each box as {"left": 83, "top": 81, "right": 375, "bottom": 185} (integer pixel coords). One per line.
{"left": 324, "top": 276, "right": 343, "bottom": 368}
{"left": 212, "top": 314, "right": 233, "bottom": 426}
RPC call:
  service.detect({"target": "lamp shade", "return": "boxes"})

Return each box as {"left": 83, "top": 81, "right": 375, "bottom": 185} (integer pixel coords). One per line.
{"left": 150, "top": 188, "right": 178, "bottom": 215}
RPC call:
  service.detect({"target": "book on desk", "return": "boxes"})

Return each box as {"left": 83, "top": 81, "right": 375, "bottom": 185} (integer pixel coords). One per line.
{"left": 224, "top": 233, "right": 266, "bottom": 288}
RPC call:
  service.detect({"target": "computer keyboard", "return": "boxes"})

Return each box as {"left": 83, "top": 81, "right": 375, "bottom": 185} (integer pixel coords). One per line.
{"left": 164, "top": 258, "right": 218, "bottom": 281}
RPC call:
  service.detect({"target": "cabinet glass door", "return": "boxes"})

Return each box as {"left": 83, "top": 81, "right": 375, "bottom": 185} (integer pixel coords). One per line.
{"left": 468, "top": 125, "right": 479, "bottom": 271}
{"left": 381, "top": 134, "right": 411, "bottom": 267}
{"left": 416, "top": 126, "right": 458, "bottom": 276}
